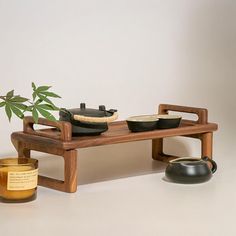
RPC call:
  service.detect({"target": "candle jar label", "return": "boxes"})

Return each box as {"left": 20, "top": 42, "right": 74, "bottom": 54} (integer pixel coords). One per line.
{"left": 7, "top": 169, "right": 38, "bottom": 191}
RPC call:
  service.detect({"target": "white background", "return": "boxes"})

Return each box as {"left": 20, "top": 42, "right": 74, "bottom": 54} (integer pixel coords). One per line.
{"left": 1, "top": 0, "right": 235, "bottom": 159}
{"left": 0, "top": 1, "right": 236, "bottom": 235}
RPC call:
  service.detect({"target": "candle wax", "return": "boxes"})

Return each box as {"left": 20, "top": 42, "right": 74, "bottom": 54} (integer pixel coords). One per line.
{"left": 0, "top": 165, "right": 37, "bottom": 200}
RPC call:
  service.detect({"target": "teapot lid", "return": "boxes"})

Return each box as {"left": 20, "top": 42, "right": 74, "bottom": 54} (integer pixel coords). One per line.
{"left": 60, "top": 103, "right": 117, "bottom": 118}
{"left": 170, "top": 157, "right": 203, "bottom": 166}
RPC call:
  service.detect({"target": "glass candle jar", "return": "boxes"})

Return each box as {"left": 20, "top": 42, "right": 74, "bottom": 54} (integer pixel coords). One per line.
{"left": 0, "top": 158, "right": 38, "bottom": 203}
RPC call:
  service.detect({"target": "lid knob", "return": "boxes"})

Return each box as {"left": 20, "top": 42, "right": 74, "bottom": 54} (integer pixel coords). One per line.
{"left": 80, "top": 103, "right": 86, "bottom": 109}
{"left": 99, "top": 105, "right": 106, "bottom": 111}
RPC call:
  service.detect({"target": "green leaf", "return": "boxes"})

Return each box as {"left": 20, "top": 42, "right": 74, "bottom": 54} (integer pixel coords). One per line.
{"left": 0, "top": 102, "right": 5, "bottom": 107}
{"left": 25, "top": 105, "right": 34, "bottom": 112}
{"left": 36, "top": 106, "right": 57, "bottom": 121}
{"left": 37, "top": 94, "right": 54, "bottom": 105}
{"left": 36, "top": 86, "right": 51, "bottom": 92}
{"left": 10, "top": 96, "right": 29, "bottom": 103}
{"left": 11, "top": 102, "right": 27, "bottom": 113}
{"left": 32, "top": 108, "right": 39, "bottom": 123}
{"left": 5, "top": 104, "right": 12, "bottom": 121}
{"left": 9, "top": 104, "right": 24, "bottom": 119}
{"left": 6, "top": 90, "right": 14, "bottom": 99}
{"left": 32, "top": 82, "right": 36, "bottom": 90}
{"left": 32, "top": 91, "right": 37, "bottom": 101}
{"left": 40, "top": 91, "right": 61, "bottom": 98}
{"left": 12, "top": 103, "right": 28, "bottom": 111}
{"left": 35, "top": 98, "right": 43, "bottom": 105}
{"left": 38, "top": 104, "right": 58, "bottom": 110}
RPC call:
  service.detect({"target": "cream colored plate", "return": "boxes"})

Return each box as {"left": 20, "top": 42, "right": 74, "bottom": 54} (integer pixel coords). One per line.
{"left": 126, "top": 115, "right": 159, "bottom": 122}
{"left": 156, "top": 114, "right": 182, "bottom": 119}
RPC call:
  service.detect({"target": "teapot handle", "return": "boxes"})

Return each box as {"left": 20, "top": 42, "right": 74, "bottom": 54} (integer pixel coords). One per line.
{"left": 73, "top": 112, "right": 118, "bottom": 123}
{"left": 202, "top": 156, "right": 217, "bottom": 173}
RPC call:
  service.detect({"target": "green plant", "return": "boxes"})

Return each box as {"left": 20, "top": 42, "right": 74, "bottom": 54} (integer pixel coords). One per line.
{"left": 0, "top": 82, "right": 61, "bottom": 123}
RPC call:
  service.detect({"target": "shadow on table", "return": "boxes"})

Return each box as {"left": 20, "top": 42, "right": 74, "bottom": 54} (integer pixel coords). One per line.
{"left": 32, "top": 138, "right": 191, "bottom": 185}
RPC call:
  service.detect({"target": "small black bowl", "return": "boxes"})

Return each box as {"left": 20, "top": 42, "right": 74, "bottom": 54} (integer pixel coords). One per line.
{"left": 156, "top": 114, "right": 182, "bottom": 129}
{"left": 126, "top": 115, "right": 159, "bottom": 132}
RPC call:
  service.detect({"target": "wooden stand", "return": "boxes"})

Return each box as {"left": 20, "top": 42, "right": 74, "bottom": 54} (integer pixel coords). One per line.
{"left": 11, "top": 104, "right": 218, "bottom": 193}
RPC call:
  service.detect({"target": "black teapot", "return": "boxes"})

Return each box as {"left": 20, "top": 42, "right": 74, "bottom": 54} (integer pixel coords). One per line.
{"left": 59, "top": 103, "right": 118, "bottom": 136}
{"left": 165, "top": 156, "right": 217, "bottom": 184}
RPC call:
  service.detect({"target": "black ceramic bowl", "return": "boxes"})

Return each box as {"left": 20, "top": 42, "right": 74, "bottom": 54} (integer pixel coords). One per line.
{"left": 156, "top": 114, "right": 182, "bottom": 129}
{"left": 126, "top": 115, "right": 159, "bottom": 132}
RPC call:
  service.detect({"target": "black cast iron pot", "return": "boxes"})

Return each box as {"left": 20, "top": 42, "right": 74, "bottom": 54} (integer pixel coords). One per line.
{"left": 59, "top": 103, "right": 118, "bottom": 136}
{"left": 165, "top": 156, "right": 217, "bottom": 184}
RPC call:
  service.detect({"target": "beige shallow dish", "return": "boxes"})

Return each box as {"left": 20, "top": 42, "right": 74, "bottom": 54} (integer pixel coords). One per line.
{"left": 126, "top": 115, "right": 159, "bottom": 122}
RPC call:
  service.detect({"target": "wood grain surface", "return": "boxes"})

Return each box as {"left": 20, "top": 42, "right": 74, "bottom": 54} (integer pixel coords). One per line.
{"left": 10, "top": 104, "right": 218, "bottom": 193}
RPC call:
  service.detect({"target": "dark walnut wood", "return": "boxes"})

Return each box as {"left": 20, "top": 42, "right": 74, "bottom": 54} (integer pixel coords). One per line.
{"left": 11, "top": 104, "right": 218, "bottom": 193}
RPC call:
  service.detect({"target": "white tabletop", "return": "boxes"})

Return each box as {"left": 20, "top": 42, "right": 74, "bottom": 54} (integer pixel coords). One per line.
{"left": 1, "top": 154, "right": 235, "bottom": 236}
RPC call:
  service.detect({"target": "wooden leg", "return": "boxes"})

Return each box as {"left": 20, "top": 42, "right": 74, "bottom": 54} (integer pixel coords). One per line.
{"left": 11, "top": 139, "right": 31, "bottom": 158}
{"left": 201, "top": 132, "right": 213, "bottom": 158}
{"left": 152, "top": 133, "right": 213, "bottom": 163}
{"left": 63, "top": 149, "right": 78, "bottom": 193}
{"left": 152, "top": 138, "right": 163, "bottom": 160}
{"left": 152, "top": 138, "right": 178, "bottom": 163}
{"left": 11, "top": 137, "right": 78, "bottom": 193}
{"left": 38, "top": 149, "right": 78, "bottom": 193}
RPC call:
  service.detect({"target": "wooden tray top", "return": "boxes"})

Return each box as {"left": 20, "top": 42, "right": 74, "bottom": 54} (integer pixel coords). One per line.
{"left": 11, "top": 119, "right": 217, "bottom": 150}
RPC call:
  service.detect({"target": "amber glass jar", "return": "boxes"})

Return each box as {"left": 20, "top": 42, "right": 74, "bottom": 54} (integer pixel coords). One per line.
{"left": 0, "top": 158, "right": 38, "bottom": 203}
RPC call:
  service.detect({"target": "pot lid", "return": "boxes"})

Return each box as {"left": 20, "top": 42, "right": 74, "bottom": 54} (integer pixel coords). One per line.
{"left": 60, "top": 103, "right": 117, "bottom": 118}
{"left": 71, "top": 103, "right": 117, "bottom": 117}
